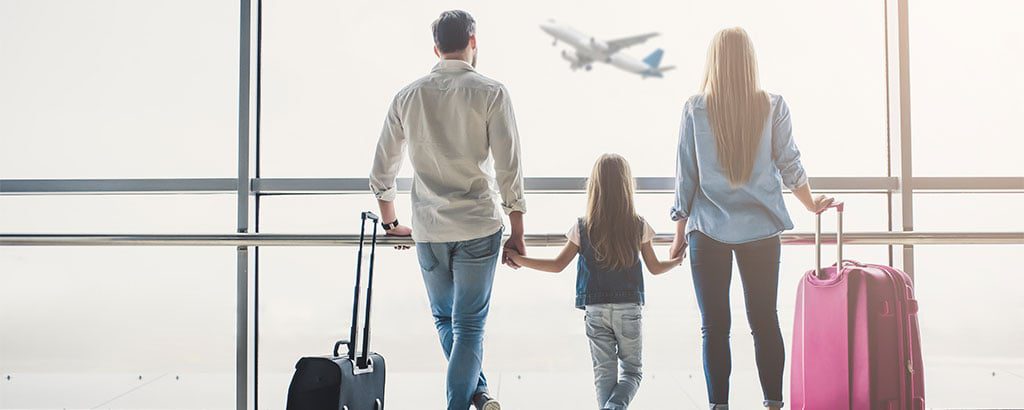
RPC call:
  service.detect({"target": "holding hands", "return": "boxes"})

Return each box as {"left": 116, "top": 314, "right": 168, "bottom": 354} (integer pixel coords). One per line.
{"left": 502, "top": 233, "right": 526, "bottom": 269}
{"left": 502, "top": 211, "right": 527, "bottom": 269}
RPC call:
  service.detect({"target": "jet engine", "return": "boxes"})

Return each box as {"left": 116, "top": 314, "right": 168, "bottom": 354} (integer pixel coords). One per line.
{"left": 561, "top": 50, "right": 580, "bottom": 65}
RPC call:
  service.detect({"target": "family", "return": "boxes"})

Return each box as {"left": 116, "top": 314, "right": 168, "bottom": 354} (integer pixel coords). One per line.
{"left": 368, "top": 10, "right": 835, "bottom": 410}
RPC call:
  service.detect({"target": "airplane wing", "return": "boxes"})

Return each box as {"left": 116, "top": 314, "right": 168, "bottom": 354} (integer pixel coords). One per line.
{"left": 605, "top": 32, "right": 659, "bottom": 53}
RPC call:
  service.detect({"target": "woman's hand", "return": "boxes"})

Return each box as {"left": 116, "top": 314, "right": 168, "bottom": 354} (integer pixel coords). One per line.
{"left": 792, "top": 183, "right": 836, "bottom": 214}
{"left": 669, "top": 218, "right": 688, "bottom": 260}
{"left": 807, "top": 195, "right": 836, "bottom": 213}
{"left": 669, "top": 235, "right": 688, "bottom": 260}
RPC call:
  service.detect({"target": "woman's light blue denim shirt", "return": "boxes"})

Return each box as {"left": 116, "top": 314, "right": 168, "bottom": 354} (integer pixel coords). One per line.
{"left": 670, "top": 93, "right": 808, "bottom": 244}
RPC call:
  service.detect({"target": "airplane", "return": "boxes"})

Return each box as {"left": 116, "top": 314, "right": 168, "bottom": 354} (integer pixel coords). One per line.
{"left": 540, "top": 19, "right": 675, "bottom": 78}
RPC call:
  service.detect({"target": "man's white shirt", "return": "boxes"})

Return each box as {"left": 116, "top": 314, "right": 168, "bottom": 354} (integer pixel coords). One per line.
{"left": 369, "top": 59, "right": 526, "bottom": 243}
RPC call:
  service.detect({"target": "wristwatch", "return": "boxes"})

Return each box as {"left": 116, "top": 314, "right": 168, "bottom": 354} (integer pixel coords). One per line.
{"left": 381, "top": 219, "right": 399, "bottom": 231}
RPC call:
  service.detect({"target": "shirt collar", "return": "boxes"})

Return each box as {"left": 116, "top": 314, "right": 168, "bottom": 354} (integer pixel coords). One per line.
{"left": 431, "top": 58, "right": 475, "bottom": 73}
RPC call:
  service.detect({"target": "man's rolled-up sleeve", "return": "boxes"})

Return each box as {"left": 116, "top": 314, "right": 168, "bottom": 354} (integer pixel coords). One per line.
{"left": 369, "top": 96, "right": 406, "bottom": 202}
{"left": 487, "top": 85, "right": 527, "bottom": 214}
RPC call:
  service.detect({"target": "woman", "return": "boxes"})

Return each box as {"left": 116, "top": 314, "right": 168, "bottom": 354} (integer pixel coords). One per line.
{"left": 668, "top": 27, "right": 834, "bottom": 410}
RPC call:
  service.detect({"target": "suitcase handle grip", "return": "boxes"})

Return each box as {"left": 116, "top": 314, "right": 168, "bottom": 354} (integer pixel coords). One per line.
{"left": 815, "top": 200, "right": 844, "bottom": 214}
{"left": 333, "top": 340, "right": 349, "bottom": 357}
{"left": 815, "top": 202, "right": 845, "bottom": 279}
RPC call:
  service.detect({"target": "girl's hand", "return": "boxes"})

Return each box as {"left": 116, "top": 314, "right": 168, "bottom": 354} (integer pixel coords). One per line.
{"left": 506, "top": 248, "right": 522, "bottom": 263}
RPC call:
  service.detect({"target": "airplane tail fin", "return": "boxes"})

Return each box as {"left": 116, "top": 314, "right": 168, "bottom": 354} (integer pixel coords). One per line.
{"left": 643, "top": 48, "right": 664, "bottom": 68}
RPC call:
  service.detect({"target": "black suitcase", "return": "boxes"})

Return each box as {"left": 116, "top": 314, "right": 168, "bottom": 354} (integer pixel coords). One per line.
{"left": 286, "top": 211, "right": 386, "bottom": 410}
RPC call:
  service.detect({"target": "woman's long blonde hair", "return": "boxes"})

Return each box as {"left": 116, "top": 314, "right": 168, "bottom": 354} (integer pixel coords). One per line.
{"left": 584, "top": 153, "right": 642, "bottom": 271}
{"left": 701, "top": 27, "right": 770, "bottom": 186}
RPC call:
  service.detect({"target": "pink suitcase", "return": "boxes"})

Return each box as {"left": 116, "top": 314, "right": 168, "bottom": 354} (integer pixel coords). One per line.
{"left": 791, "top": 203, "right": 925, "bottom": 409}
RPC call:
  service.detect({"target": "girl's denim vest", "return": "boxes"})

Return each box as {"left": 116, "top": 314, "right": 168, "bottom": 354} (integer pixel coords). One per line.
{"left": 575, "top": 217, "right": 645, "bottom": 309}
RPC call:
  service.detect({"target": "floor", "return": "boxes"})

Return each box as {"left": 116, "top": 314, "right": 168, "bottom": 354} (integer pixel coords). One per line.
{"left": 3, "top": 361, "right": 1024, "bottom": 409}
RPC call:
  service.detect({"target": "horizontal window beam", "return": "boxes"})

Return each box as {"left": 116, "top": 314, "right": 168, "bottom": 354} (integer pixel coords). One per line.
{"left": 2, "top": 176, "right": 1020, "bottom": 195}
{"left": 1, "top": 232, "right": 1021, "bottom": 247}
{"left": 0, "top": 178, "right": 238, "bottom": 193}
{"left": 911, "top": 177, "right": 1024, "bottom": 191}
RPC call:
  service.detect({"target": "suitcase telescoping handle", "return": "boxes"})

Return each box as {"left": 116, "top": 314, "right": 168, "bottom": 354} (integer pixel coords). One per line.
{"left": 342, "top": 211, "right": 379, "bottom": 369}
{"left": 814, "top": 201, "right": 845, "bottom": 279}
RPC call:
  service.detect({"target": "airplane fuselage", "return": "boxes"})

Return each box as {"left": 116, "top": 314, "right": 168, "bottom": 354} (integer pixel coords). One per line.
{"left": 540, "top": 22, "right": 653, "bottom": 75}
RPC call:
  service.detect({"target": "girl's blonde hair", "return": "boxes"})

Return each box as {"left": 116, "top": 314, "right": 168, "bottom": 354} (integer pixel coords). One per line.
{"left": 701, "top": 27, "right": 770, "bottom": 186}
{"left": 584, "top": 153, "right": 642, "bottom": 271}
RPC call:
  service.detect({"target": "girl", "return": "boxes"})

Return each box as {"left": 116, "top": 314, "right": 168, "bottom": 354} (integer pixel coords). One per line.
{"left": 668, "top": 27, "right": 835, "bottom": 410}
{"left": 508, "top": 153, "right": 682, "bottom": 410}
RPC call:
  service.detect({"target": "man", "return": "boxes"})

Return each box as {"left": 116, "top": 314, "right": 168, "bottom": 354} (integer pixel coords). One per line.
{"left": 368, "top": 10, "right": 526, "bottom": 410}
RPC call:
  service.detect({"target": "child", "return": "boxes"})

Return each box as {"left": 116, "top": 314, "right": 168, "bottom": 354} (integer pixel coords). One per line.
{"left": 507, "top": 153, "right": 682, "bottom": 410}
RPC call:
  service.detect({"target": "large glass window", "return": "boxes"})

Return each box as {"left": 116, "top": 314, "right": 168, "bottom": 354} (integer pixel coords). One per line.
{"left": 0, "top": 194, "right": 235, "bottom": 233}
{"left": 260, "top": 0, "right": 886, "bottom": 178}
{"left": 909, "top": 0, "right": 1024, "bottom": 176}
{"left": 0, "top": 1, "right": 239, "bottom": 178}
{"left": 914, "top": 193, "right": 1024, "bottom": 231}
{"left": 914, "top": 245, "right": 1024, "bottom": 409}
{"left": 0, "top": 194, "right": 236, "bottom": 407}
{"left": 0, "top": 247, "right": 236, "bottom": 409}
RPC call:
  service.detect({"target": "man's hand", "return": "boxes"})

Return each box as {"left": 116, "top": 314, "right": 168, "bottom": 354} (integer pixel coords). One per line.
{"left": 502, "top": 211, "right": 525, "bottom": 268}
{"left": 385, "top": 224, "right": 412, "bottom": 237}
{"left": 384, "top": 224, "right": 413, "bottom": 250}
{"left": 502, "top": 232, "right": 525, "bottom": 269}
{"left": 377, "top": 199, "right": 411, "bottom": 249}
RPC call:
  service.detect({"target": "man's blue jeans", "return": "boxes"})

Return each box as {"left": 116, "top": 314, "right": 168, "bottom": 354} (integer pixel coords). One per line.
{"left": 416, "top": 228, "right": 502, "bottom": 410}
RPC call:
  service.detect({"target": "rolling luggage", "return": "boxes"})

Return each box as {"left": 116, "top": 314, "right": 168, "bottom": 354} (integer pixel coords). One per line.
{"left": 286, "top": 211, "right": 387, "bottom": 410}
{"left": 791, "top": 203, "right": 924, "bottom": 409}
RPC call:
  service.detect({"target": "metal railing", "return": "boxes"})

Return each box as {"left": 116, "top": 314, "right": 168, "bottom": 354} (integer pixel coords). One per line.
{"left": 2, "top": 176, "right": 1022, "bottom": 195}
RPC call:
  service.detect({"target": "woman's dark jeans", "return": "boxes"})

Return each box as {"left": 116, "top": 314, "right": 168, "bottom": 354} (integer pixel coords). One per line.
{"left": 688, "top": 231, "right": 785, "bottom": 407}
